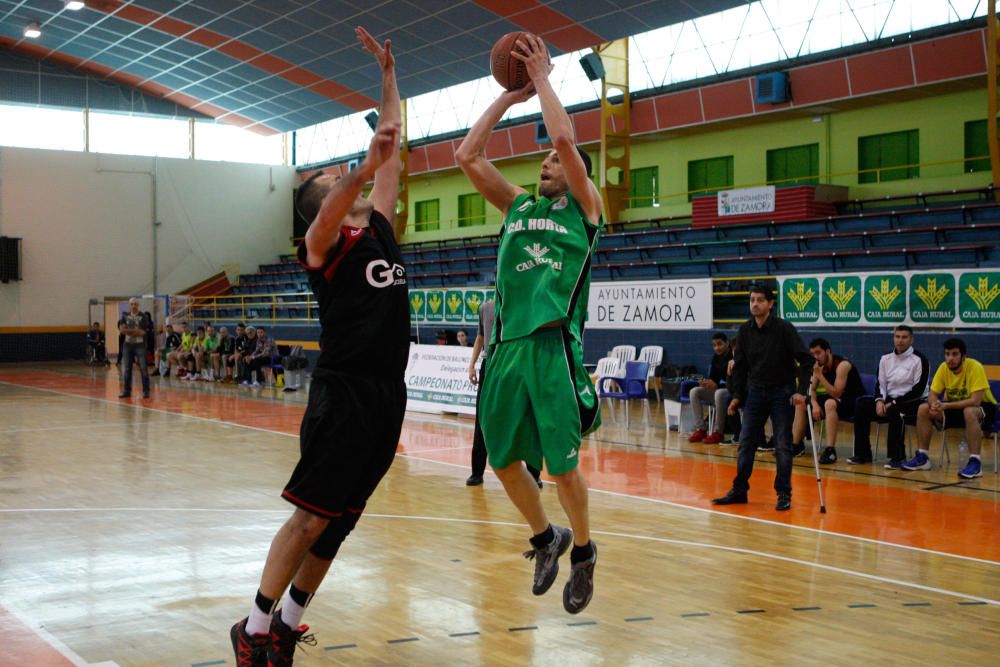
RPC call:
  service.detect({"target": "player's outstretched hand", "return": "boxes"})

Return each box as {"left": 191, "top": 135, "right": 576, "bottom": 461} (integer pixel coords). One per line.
{"left": 510, "top": 33, "right": 552, "bottom": 84}
{"left": 500, "top": 80, "right": 537, "bottom": 106}
{"left": 365, "top": 122, "right": 400, "bottom": 172}
{"left": 356, "top": 26, "right": 394, "bottom": 71}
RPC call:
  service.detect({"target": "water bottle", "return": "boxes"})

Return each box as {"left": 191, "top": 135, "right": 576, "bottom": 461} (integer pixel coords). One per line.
{"left": 958, "top": 441, "right": 969, "bottom": 468}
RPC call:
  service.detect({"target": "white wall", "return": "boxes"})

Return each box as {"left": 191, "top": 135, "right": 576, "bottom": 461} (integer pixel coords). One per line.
{"left": 0, "top": 146, "right": 296, "bottom": 326}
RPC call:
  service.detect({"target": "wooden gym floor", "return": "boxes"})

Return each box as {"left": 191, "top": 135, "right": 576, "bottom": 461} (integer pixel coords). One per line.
{"left": 0, "top": 363, "right": 997, "bottom": 666}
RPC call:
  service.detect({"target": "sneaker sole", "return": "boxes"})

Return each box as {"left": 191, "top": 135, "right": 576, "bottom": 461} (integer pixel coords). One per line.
{"left": 902, "top": 464, "right": 931, "bottom": 470}
{"left": 958, "top": 472, "right": 983, "bottom": 479}
{"left": 533, "top": 528, "right": 572, "bottom": 596}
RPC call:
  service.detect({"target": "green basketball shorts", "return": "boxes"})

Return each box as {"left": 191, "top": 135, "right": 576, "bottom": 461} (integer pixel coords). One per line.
{"left": 479, "top": 326, "right": 601, "bottom": 476}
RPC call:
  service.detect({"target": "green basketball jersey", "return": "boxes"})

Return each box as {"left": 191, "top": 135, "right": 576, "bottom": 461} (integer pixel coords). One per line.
{"left": 493, "top": 191, "right": 602, "bottom": 344}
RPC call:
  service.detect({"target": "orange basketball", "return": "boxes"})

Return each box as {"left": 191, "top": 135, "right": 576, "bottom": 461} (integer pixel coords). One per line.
{"left": 490, "top": 31, "right": 535, "bottom": 91}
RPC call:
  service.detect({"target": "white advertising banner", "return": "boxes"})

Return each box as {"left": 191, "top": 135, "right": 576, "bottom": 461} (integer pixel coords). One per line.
{"left": 587, "top": 279, "right": 714, "bottom": 330}
{"left": 718, "top": 185, "right": 776, "bottom": 216}
{"left": 404, "top": 344, "right": 479, "bottom": 415}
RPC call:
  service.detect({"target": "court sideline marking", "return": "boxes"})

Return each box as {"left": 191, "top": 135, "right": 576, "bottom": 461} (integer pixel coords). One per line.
{"left": 1, "top": 378, "right": 997, "bottom": 569}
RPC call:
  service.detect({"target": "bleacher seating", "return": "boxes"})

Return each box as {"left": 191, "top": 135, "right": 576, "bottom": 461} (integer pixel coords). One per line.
{"left": 191, "top": 193, "right": 1000, "bottom": 319}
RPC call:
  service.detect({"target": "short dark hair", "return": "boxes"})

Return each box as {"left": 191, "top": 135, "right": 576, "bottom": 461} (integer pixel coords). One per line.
{"left": 809, "top": 338, "right": 831, "bottom": 351}
{"left": 196, "top": 326, "right": 205, "bottom": 333}
{"left": 295, "top": 171, "right": 329, "bottom": 224}
{"left": 576, "top": 147, "right": 592, "bottom": 178}
{"left": 943, "top": 337, "right": 966, "bottom": 356}
{"left": 894, "top": 324, "right": 913, "bottom": 334}
{"left": 749, "top": 284, "right": 775, "bottom": 302}
{"left": 712, "top": 333, "right": 728, "bottom": 343}
{"left": 92, "top": 321, "right": 100, "bottom": 327}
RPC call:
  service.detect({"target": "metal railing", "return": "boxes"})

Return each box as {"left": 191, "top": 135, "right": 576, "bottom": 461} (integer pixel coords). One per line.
{"left": 187, "top": 293, "right": 317, "bottom": 323}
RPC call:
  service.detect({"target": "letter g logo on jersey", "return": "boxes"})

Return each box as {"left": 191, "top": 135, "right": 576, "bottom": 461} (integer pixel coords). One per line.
{"left": 366, "top": 259, "right": 407, "bottom": 288}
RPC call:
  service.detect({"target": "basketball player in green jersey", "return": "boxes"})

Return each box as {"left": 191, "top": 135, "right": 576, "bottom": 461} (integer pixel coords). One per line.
{"left": 456, "top": 33, "right": 603, "bottom": 614}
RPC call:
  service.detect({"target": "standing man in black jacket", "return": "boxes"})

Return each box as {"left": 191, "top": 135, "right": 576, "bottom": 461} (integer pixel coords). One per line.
{"left": 713, "top": 285, "right": 813, "bottom": 511}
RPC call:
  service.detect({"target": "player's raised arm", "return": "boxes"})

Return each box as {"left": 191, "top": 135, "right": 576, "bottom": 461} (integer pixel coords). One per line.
{"left": 455, "top": 86, "right": 534, "bottom": 218}
{"left": 512, "top": 34, "right": 602, "bottom": 226}
{"left": 303, "top": 122, "right": 401, "bottom": 267}
{"left": 357, "top": 26, "right": 401, "bottom": 220}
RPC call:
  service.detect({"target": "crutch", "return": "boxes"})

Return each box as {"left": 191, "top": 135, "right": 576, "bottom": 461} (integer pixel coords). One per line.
{"left": 805, "top": 387, "right": 827, "bottom": 514}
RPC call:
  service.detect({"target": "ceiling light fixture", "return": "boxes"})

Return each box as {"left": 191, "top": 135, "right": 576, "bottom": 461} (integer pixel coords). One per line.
{"left": 65, "top": 1, "right": 85, "bottom": 9}
{"left": 24, "top": 21, "right": 41, "bottom": 38}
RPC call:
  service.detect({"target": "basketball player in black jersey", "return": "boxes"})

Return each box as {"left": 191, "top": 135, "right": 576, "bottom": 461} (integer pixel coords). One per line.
{"left": 230, "top": 27, "right": 409, "bottom": 667}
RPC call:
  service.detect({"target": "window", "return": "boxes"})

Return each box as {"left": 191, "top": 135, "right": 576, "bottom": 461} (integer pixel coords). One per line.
{"left": 0, "top": 104, "right": 84, "bottom": 152}
{"left": 767, "top": 143, "right": 819, "bottom": 185}
{"left": 89, "top": 111, "right": 190, "bottom": 158}
{"left": 415, "top": 199, "right": 440, "bottom": 232}
{"left": 857, "top": 129, "right": 918, "bottom": 183}
{"left": 457, "top": 193, "right": 486, "bottom": 227}
{"left": 963, "top": 119, "right": 998, "bottom": 173}
{"left": 195, "top": 121, "right": 285, "bottom": 165}
{"left": 628, "top": 166, "right": 659, "bottom": 208}
{"left": 688, "top": 156, "right": 734, "bottom": 201}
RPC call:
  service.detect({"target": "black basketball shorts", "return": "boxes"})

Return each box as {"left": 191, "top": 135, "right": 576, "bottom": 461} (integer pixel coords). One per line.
{"left": 282, "top": 372, "right": 407, "bottom": 519}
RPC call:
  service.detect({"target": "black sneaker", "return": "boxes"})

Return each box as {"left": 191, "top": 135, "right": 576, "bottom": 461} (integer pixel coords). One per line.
{"left": 269, "top": 613, "right": 317, "bottom": 667}
{"left": 846, "top": 455, "right": 871, "bottom": 465}
{"left": 819, "top": 447, "right": 837, "bottom": 464}
{"left": 465, "top": 475, "right": 483, "bottom": 486}
{"left": 711, "top": 489, "right": 748, "bottom": 505}
{"left": 758, "top": 438, "right": 775, "bottom": 453}
{"left": 791, "top": 442, "right": 805, "bottom": 457}
{"left": 230, "top": 618, "right": 269, "bottom": 667}
{"left": 884, "top": 459, "right": 905, "bottom": 470}
{"left": 523, "top": 525, "right": 572, "bottom": 595}
{"left": 775, "top": 492, "right": 791, "bottom": 511}
{"left": 118, "top": 392, "right": 130, "bottom": 399}
{"left": 563, "top": 542, "right": 597, "bottom": 614}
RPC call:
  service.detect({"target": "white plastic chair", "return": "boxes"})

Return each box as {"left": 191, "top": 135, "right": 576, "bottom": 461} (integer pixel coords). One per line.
{"left": 638, "top": 345, "right": 663, "bottom": 402}
{"left": 594, "top": 356, "right": 622, "bottom": 423}
{"left": 610, "top": 345, "right": 636, "bottom": 373}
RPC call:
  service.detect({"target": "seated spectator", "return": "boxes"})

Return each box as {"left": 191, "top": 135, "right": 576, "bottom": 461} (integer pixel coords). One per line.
{"left": 232, "top": 323, "right": 249, "bottom": 379}
{"left": 238, "top": 326, "right": 258, "bottom": 383}
{"left": 456, "top": 329, "right": 470, "bottom": 347}
{"left": 184, "top": 326, "right": 207, "bottom": 381}
{"left": 688, "top": 333, "right": 733, "bottom": 445}
{"left": 160, "top": 324, "right": 180, "bottom": 376}
{"left": 242, "top": 325, "right": 276, "bottom": 388}
{"left": 903, "top": 338, "right": 997, "bottom": 479}
{"left": 86, "top": 322, "right": 107, "bottom": 364}
{"left": 214, "top": 326, "right": 236, "bottom": 382}
{"left": 166, "top": 322, "right": 192, "bottom": 377}
{"left": 794, "top": 338, "right": 865, "bottom": 464}
{"left": 850, "top": 325, "right": 928, "bottom": 467}
{"left": 200, "top": 324, "right": 219, "bottom": 381}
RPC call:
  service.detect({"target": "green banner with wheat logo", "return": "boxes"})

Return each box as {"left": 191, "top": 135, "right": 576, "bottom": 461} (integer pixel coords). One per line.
{"left": 778, "top": 271, "right": 998, "bottom": 328}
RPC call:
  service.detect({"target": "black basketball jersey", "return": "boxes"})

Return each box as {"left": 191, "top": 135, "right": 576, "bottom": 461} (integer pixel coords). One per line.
{"left": 297, "top": 210, "right": 410, "bottom": 379}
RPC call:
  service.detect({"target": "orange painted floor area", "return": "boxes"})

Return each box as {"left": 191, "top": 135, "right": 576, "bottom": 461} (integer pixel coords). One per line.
{"left": 0, "top": 607, "right": 77, "bottom": 667}
{"left": 2, "top": 369, "right": 997, "bottom": 564}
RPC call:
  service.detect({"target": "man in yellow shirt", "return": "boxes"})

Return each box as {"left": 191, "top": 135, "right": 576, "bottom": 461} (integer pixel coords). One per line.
{"left": 904, "top": 338, "right": 997, "bottom": 478}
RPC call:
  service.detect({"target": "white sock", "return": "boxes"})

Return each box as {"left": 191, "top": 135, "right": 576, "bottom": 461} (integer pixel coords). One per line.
{"left": 970, "top": 454, "right": 981, "bottom": 460}
{"left": 246, "top": 597, "right": 273, "bottom": 636}
{"left": 279, "top": 590, "right": 310, "bottom": 629}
